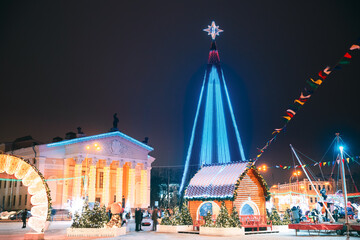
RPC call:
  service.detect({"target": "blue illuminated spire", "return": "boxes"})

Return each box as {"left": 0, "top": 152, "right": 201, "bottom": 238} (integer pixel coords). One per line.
{"left": 180, "top": 22, "right": 246, "bottom": 193}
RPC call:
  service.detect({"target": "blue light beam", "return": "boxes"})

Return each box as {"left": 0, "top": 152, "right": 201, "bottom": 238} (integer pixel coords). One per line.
{"left": 214, "top": 67, "right": 231, "bottom": 164}
{"left": 200, "top": 69, "right": 215, "bottom": 165}
{"left": 221, "top": 70, "right": 246, "bottom": 160}
{"left": 179, "top": 72, "right": 207, "bottom": 193}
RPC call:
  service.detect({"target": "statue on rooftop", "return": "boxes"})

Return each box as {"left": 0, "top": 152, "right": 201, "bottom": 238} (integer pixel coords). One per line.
{"left": 113, "top": 113, "right": 119, "bottom": 129}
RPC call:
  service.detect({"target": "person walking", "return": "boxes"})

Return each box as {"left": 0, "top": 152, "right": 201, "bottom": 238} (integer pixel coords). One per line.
{"left": 151, "top": 207, "right": 158, "bottom": 231}
{"left": 21, "top": 209, "right": 28, "bottom": 228}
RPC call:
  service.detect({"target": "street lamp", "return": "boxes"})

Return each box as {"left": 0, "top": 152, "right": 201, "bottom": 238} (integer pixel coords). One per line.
{"left": 258, "top": 164, "right": 267, "bottom": 172}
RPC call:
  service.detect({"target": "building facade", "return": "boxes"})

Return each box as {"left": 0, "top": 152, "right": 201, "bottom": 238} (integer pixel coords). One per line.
{"left": 0, "top": 131, "right": 154, "bottom": 211}
{"left": 269, "top": 179, "right": 335, "bottom": 213}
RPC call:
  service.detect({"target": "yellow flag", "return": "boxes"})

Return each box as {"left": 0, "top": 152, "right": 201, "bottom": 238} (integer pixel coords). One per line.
{"left": 283, "top": 116, "right": 291, "bottom": 121}
{"left": 346, "top": 158, "right": 350, "bottom": 163}
{"left": 294, "top": 99, "right": 305, "bottom": 105}
{"left": 323, "top": 162, "right": 327, "bottom": 166}
{"left": 310, "top": 78, "right": 323, "bottom": 85}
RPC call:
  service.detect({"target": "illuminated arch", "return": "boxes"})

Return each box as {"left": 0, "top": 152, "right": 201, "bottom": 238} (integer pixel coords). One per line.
{"left": 0, "top": 154, "right": 51, "bottom": 233}
{"left": 197, "top": 201, "right": 220, "bottom": 220}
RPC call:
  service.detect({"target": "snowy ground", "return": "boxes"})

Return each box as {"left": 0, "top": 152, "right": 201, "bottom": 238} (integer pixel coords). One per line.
{"left": 0, "top": 220, "right": 356, "bottom": 240}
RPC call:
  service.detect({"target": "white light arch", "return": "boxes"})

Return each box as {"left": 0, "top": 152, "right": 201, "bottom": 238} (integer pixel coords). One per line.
{"left": 197, "top": 201, "right": 220, "bottom": 220}
{"left": 239, "top": 200, "right": 260, "bottom": 215}
{"left": 0, "top": 154, "right": 51, "bottom": 233}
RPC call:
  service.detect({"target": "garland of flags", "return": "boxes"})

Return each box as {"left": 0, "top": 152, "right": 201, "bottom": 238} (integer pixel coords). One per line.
{"left": 260, "top": 156, "right": 360, "bottom": 170}
{"left": 254, "top": 42, "right": 360, "bottom": 162}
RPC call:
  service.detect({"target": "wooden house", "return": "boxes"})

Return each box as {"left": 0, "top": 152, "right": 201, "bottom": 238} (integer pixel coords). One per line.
{"left": 184, "top": 162, "right": 270, "bottom": 220}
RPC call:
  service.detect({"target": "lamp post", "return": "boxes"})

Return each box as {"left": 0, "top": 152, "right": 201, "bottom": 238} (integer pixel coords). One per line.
{"left": 289, "top": 171, "right": 301, "bottom": 206}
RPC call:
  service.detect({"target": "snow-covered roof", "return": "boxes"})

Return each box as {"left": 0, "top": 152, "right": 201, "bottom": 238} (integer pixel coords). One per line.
{"left": 184, "top": 162, "right": 251, "bottom": 200}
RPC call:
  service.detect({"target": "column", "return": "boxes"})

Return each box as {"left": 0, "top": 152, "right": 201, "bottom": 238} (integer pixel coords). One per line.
{"left": 62, "top": 159, "right": 70, "bottom": 208}
{"left": 102, "top": 159, "right": 111, "bottom": 206}
{"left": 140, "top": 167, "right": 147, "bottom": 208}
{"left": 146, "top": 167, "right": 151, "bottom": 207}
{"left": 88, "top": 157, "right": 98, "bottom": 203}
{"left": 116, "top": 161, "right": 123, "bottom": 204}
{"left": 128, "top": 162, "right": 135, "bottom": 208}
{"left": 72, "top": 157, "right": 83, "bottom": 199}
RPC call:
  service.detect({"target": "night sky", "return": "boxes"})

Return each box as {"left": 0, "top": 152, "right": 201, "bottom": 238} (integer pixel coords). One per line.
{"left": 1, "top": 1, "right": 360, "bottom": 185}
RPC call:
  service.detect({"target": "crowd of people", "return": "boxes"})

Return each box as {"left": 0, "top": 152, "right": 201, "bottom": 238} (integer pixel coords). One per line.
{"left": 105, "top": 206, "right": 171, "bottom": 231}
{"left": 288, "top": 201, "right": 358, "bottom": 224}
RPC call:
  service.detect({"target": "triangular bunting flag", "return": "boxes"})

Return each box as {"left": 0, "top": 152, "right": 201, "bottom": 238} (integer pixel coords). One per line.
{"left": 350, "top": 44, "right": 360, "bottom": 50}
{"left": 344, "top": 52, "right": 352, "bottom": 59}
{"left": 323, "top": 66, "right": 331, "bottom": 75}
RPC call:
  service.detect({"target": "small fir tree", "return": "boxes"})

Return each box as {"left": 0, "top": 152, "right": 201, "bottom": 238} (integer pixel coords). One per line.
{"left": 160, "top": 210, "right": 172, "bottom": 225}
{"left": 171, "top": 206, "right": 181, "bottom": 225}
{"left": 215, "top": 201, "right": 231, "bottom": 228}
{"left": 229, "top": 206, "right": 241, "bottom": 227}
{"left": 269, "top": 207, "right": 282, "bottom": 225}
{"left": 282, "top": 209, "right": 291, "bottom": 224}
{"left": 71, "top": 201, "right": 108, "bottom": 228}
{"left": 204, "top": 211, "right": 214, "bottom": 227}
{"left": 179, "top": 201, "right": 193, "bottom": 225}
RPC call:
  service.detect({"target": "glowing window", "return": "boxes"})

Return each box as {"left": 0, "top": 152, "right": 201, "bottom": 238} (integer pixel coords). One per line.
{"left": 241, "top": 204, "right": 255, "bottom": 215}
{"left": 99, "top": 172, "right": 104, "bottom": 188}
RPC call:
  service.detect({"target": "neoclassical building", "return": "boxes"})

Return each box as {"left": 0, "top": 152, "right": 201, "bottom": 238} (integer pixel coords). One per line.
{"left": 0, "top": 131, "right": 154, "bottom": 210}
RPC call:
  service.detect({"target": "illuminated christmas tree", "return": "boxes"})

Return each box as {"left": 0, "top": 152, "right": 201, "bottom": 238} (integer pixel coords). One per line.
{"left": 171, "top": 206, "right": 181, "bottom": 225}
{"left": 269, "top": 207, "right": 282, "bottom": 225}
{"left": 282, "top": 209, "right": 291, "bottom": 224}
{"left": 160, "top": 210, "right": 172, "bottom": 225}
{"left": 215, "top": 201, "right": 231, "bottom": 228}
{"left": 179, "top": 202, "right": 193, "bottom": 225}
{"left": 229, "top": 206, "right": 241, "bottom": 227}
{"left": 71, "top": 201, "right": 108, "bottom": 228}
{"left": 204, "top": 211, "right": 215, "bottom": 227}
{"left": 180, "top": 21, "right": 247, "bottom": 194}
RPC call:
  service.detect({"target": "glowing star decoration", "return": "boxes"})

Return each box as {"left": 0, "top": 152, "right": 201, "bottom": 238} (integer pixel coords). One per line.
{"left": 203, "top": 21, "right": 223, "bottom": 40}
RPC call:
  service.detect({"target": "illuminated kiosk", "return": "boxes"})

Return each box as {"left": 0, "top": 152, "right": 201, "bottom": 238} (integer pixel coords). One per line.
{"left": 179, "top": 21, "right": 246, "bottom": 193}
{"left": 184, "top": 162, "right": 269, "bottom": 222}
{"left": 0, "top": 154, "right": 51, "bottom": 235}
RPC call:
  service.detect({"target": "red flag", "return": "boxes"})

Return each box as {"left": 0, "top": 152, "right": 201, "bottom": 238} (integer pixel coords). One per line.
{"left": 319, "top": 162, "right": 322, "bottom": 167}
{"left": 344, "top": 52, "right": 352, "bottom": 59}
{"left": 318, "top": 71, "right": 327, "bottom": 80}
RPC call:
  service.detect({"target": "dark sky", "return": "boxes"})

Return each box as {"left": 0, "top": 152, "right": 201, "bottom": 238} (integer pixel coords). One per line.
{"left": 1, "top": 1, "right": 360, "bottom": 185}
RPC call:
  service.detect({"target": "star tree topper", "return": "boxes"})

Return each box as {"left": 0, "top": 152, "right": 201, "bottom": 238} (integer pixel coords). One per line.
{"left": 203, "top": 21, "right": 223, "bottom": 40}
